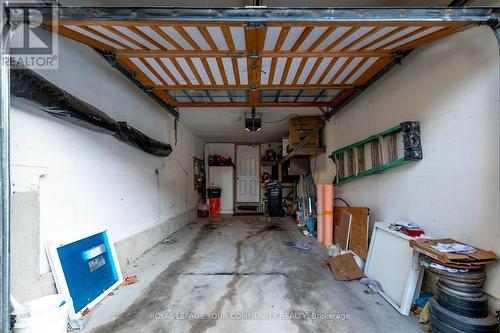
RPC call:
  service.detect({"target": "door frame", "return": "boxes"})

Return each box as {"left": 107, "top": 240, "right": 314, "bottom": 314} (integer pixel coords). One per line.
{"left": 235, "top": 143, "right": 261, "bottom": 204}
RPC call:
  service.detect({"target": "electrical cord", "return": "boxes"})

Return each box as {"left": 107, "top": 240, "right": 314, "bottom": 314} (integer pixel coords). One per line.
{"left": 262, "top": 113, "right": 299, "bottom": 124}
{"left": 157, "top": 156, "right": 189, "bottom": 175}
{"left": 334, "top": 198, "right": 350, "bottom": 207}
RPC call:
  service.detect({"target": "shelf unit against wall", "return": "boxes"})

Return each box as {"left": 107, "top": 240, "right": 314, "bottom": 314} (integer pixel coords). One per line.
{"left": 280, "top": 148, "right": 327, "bottom": 165}
{"left": 290, "top": 147, "right": 326, "bottom": 157}
{"left": 280, "top": 119, "right": 327, "bottom": 164}
{"left": 330, "top": 122, "right": 422, "bottom": 185}
{"left": 261, "top": 160, "right": 277, "bottom": 167}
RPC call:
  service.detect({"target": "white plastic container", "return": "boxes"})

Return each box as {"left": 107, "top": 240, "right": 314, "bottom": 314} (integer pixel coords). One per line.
{"left": 13, "top": 294, "right": 69, "bottom": 333}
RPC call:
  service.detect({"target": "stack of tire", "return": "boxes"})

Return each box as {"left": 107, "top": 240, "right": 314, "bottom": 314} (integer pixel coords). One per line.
{"left": 429, "top": 266, "right": 499, "bottom": 333}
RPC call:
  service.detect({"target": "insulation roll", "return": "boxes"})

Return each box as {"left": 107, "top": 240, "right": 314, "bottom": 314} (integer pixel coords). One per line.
{"left": 324, "top": 184, "right": 334, "bottom": 246}
{"left": 10, "top": 68, "right": 173, "bottom": 157}
{"left": 316, "top": 184, "right": 325, "bottom": 244}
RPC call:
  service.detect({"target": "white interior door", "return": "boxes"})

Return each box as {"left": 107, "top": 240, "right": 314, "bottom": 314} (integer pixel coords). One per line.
{"left": 236, "top": 145, "right": 260, "bottom": 203}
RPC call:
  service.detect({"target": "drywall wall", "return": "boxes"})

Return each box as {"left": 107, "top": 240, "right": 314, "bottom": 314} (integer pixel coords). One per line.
{"left": 314, "top": 26, "right": 500, "bottom": 301}
{"left": 10, "top": 29, "right": 203, "bottom": 301}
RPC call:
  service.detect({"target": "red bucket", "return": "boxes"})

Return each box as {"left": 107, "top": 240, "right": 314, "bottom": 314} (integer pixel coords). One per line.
{"left": 209, "top": 197, "right": 220, "bottom": 217}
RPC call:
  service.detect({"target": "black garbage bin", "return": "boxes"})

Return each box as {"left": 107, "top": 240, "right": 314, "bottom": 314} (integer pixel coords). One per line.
{"left": 267, "top": 183, "right": 284, "bottom": 217}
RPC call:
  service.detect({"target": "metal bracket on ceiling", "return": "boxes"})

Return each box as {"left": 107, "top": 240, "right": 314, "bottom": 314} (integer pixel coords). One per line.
{"left": 318, "top": 107, "right": 328, "bottom": 115}
{"left": 487, "top": 19, "right": 500, "bottom": 46}
{"left": 392, "top": 51, "right": 408, "bottom": 66}
{"left": 97, "top": 50, "right": 180, "bottom": 120}
{"left": 245, "top": 22, "right": 267, "bottom": 30}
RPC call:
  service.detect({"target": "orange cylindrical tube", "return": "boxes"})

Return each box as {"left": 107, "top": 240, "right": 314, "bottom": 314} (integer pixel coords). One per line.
{"left": 323, "top": 184, "right": 334, "bottom": 246}
{"left": 316, "top": 184, "right": 325, "bottom": 244}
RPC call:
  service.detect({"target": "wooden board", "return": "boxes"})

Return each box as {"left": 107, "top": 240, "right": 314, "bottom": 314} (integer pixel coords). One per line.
{"left": 334, "top": 211, "right": 351, "bottom": 250}
{"left": 328, "top": 253, "right": 364, "bottom": 281}
{"left": 333, "top": 207, "right": 369, "bottom": 260}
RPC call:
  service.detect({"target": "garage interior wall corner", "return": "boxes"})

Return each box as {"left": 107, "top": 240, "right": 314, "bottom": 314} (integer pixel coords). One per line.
{"left": 314, "top": 25, "right": 500, "bottom": 304}
{"left": 9, "top": 29, "right": 203, "bottom": 302}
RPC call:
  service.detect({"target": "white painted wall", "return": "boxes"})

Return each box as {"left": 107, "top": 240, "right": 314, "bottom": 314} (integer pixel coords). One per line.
{"left": 314, "top": 26, "right": 500, "bottom": 300}
{"left": 10, "top": 30, "right": 203, "bottom": 279}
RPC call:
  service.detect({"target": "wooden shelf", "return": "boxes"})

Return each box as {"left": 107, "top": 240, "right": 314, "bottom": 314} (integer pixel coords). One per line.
{"left": 261, "top": 160, "right": 277, "bottom": 167}
{"left": 289, "top": 147, "right": 325, "bottom": 156}
{"left": 280, "top": 147, "right": 325, "bottom": 164}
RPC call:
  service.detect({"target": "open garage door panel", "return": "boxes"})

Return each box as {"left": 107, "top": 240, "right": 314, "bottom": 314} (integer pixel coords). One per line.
{"left": 43, "top": 9, "right": 482, "bottom": 109}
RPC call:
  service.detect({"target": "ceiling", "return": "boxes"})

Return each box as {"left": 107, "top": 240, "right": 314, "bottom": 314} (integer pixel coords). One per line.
{"left": 20, "top": 5, "right": 496, "bottom": 141}
{"left": 181, "top": 107, "right": 320, "bottom": 142}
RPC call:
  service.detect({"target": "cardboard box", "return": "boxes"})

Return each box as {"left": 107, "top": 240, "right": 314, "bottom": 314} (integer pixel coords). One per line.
{"left": 288, "top": 116, "right": 321, "bottom": 148}
{"left": 410, "top": 238, "right": 498, "bottom": 266}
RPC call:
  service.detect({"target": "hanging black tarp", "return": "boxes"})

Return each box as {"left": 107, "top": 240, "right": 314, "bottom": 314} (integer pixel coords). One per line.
{"left": 10, "top": 68, "right": 172, "bottom": 157}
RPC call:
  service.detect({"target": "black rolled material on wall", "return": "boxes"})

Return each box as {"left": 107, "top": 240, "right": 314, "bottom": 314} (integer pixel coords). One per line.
{"left": 10, "top": 68, "right": 172, "bottom": 157}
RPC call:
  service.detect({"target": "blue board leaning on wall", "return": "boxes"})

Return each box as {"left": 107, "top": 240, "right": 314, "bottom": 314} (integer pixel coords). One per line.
{"left": 46, "top": 230, "right": 123, "bottom": 319}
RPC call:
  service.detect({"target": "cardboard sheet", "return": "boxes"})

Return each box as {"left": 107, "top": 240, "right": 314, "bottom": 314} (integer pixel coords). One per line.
{"left": 328, "top": 253, "right": 364, "bottom": 281}
{"left": 410, "top": 238, "right": 498, "bottom": 265}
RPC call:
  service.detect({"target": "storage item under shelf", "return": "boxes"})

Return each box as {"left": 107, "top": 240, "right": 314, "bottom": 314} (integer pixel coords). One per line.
{"left": 288, "top": 116, "right": 322, "bottom": 148}
{"left": 208, "top": 166, "right": 234, "bottom": 214}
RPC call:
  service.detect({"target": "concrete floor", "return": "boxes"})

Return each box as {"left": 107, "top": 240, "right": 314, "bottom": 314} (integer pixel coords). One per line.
{"left": 83, "top": 216, "right": 425, "bottom": 333}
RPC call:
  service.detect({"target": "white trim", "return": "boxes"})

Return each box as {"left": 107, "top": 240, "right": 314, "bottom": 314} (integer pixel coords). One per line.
{"left": 45, "top": 229, "right": 123, "bottom": 320}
